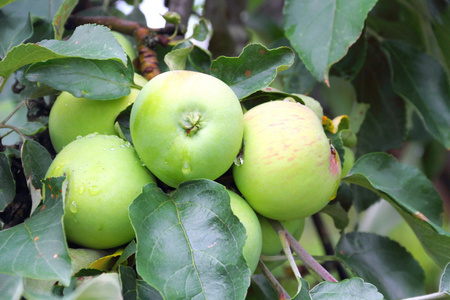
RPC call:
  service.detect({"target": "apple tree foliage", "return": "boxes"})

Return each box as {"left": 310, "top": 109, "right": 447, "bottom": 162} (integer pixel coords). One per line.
{"left": 0, "top": 0, "right": 450, "bottom": 299}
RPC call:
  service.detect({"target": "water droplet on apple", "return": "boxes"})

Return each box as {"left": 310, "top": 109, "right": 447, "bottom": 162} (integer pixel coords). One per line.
{"left": 76, "top": 135, "right": 82, "bottom": 140}
{"left": 182, "top": 160, "right": 191, "bottom": 174}
{"left": 103, "top": 147, "right": 107, "bottom": 151}
{"left": 77, "top": 186, "right": 85, "bottom": 194}
{"left": 88, "top": 186, "right": 100, "bottom": 196}
{"left": 110, "top": 147, "right": 115, "bottom": 151}
{"left": 69, "top": 201, "right": 78, "bottom": 213}
{"left": 234, "top": 156, "right": 244, "bottom": 166}
{"left": 54, "top": 164, "right": 66, "bottom": 172}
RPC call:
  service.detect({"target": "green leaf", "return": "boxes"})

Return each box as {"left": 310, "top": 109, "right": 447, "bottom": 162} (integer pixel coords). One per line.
{"left": 25, "top": 57, "right": 134, "bottom": 100}
{"left": 116, "top": 240, "right": 136, "bottom": 265}
{"left": 68, "top": 248, "right": 109, "bottom": 275}
{"left": 320, "top": 76, "right": 357, "bottom": 118}
{"left": 164, "top": 42, "right": 194, "bottom": 71}
{"left": 310, "top": 278, "right": 383, "bottom": 300}
{"left": 336, "top": 232, "right": 425, "bottom": 299}
{"left": 210, "top": 43, "right": 295, "bottom": 99}
{"left": 440, "top": 263, "right": 450, "bottom": 294}
{"left": 39, "top": 24, "right": 127, "bottom": 64}
{"left": 21, "top": 139, "right": 52, "bottom": 191}
{"left": 351, "top": 183, "right": 379, "bottom": 213}
{"left": 277, "top": 54, "right": 318, "bottom": 95}
{"left": 67, "top": 273, "right": 122, "bottom": 299}
{"left": 137, "top": 279, "right": 163, "bottom": 300}
{"left": 353, "top": 44, "right": 406, "bottom": 157}
{"left": 129, "top": 180, "right": 250, "bottom": 300}
{"left": 23, "top": 277, "right": 60, "bottom": 299}
{"left": 115, "top": 105, "right": 133, "bottom": 144}
{"left": 247, "top": 274, "right": 280, "bottom": 300}
{"left": 433, "top": 8, "right": 450, "bottom": 72}
{"left": 0, "top": 24, "right": 127, "bottom": 91}
{"left": 119, "top": 265, "right": 164, "bottom": 300}
{"left": 52, "top": 0, "right": 78, "bottom": 40}
{"left": 0, "top": 177, "right": 71, "bottom": 286}
{"left": 119, "top": 265, "right": 138, "bottom": 300}
{"left": 343, "top": 153, "right": 450, "bottom": 267}
{"left": 0, "top": 274, "right": 23, "bottom": 300}
{"left": 283, "top": 0, "right": 378, "bottom": 83}
{"left": 186, "top": 45, "right": 212, "bottom": 74}
{"left": 19, "top": 121, "right": 46, "bottom": 136}
{"left": 0, "top": 0, "right": 17, "bottom": 9}
{"left": 320, "top": 201, "right": 349, "bottom": 231}
{"left": 0, "top": 10, "right": 33, "bottom": 58}
{"left": 331, "top": 31, "right": 368, "bottom": 81}
{"left": 348, "top": 103, "right": 370, "bottom": 135}
{"left": 192, "top": 18, "right": 209, "bottom": 42}
{"left": 382, "top": 39, "right": 450, "bottom": 149}
{"left": 0, "top": 152, "right": 15, "bottom": 212}
{"left": 241, "top": 88, "right": 304, "bottom": 111}
{"left": 292, "top": 278, "right": 312, "bottom": 300}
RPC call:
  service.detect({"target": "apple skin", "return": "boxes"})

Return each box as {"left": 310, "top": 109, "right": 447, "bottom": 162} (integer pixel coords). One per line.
{"left": 259, "top": 216, "right": 305, "bottom": 256}
{"left": 45, "top": 134, "right": 156, "bottom": 249}
{"left": 130, "top": 70, "right": 244, "bottom": 187}
{"left": 227, "top": 190, "right": 262, "bottom": 274}
{"left": 341, "top": 146, "right": 355, "bottom": 178}
{"left": 233, "top": 100, "right": 341, "bottom": 220}
{"left": 49, "top": 73, "right": 148, "bottom": 153}
{"left": 111, "top": 31, "right": 137, "bottom": 61}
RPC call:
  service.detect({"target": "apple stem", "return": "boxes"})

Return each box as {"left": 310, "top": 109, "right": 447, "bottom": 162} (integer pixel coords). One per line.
{"left": 268, "top": 219, "right": 338, "bottom": 283}
{"left": 279, "top": 230, "right": 303, "bottom": 295}
{"left": 257, "top": 259, "right": 291, "bottom": 299}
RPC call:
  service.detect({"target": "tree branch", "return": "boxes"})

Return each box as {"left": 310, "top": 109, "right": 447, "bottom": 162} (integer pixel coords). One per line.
{"left": 258, "top": 259, "right": 291, "bottom": 300}
{"left": 269, "top": 219, "right": 338, "bottom": 283}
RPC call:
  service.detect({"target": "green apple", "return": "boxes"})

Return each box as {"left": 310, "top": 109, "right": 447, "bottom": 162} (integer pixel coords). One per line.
{"left": 130, "top": 70, "right": 244, "bottom": 187}
{"left": 111, "top": 31, "right": 137, "bottom": 61}
{"left": 49, "top": 73, "right": 148, "bottom": 153}
{"left": 45, "top": 134, "right": 156, "bottom": 249}
{"left": 259, "top": 216, "right": 305, "bottom": 256}
{"left": 341, "top": 146, "right": 355, "bottom": 178}
{"left": 233, "top": 100, "right": 342, "bottom": 220}
{"left": 228, "top": 190, "right": 262, "bottom": 274}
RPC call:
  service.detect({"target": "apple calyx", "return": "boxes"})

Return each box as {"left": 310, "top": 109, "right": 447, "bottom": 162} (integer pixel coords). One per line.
{"left": 180, "top": 112, "right": 203, "bottom": 136}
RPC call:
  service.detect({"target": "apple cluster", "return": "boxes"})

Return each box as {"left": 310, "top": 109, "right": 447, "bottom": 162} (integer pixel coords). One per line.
{"left": 45, "top": 69, "right": 341, "bottom": 275}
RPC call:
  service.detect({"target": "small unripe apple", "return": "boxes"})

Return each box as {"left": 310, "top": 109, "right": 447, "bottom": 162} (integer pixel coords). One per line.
{"left": 111, "top": 31, "right": 137, "bottom": 61}
{"left": 341, "top": 146, "right": 355, "bottom": 178}
{"left": 45, "top": 134, "right": 156, "bottom": 249}
{"left": 259, "top": 216, "right": 305, "bottom": 256}
{"left": 233, "top": 100, "right": 341, "bottom": 220}
{"left": 228, "top": 190, "right": 262, "bottom": 274}
{"left": 130, "top": 70, "right": 244, "bottom": 187}
{"left": 49, "top": 74, "right": 147, "bottom": 152}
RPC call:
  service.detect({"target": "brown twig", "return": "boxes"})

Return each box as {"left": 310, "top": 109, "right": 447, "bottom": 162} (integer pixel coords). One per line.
{"left": 67, "top": 15, "right": 142, "bottom": 35}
